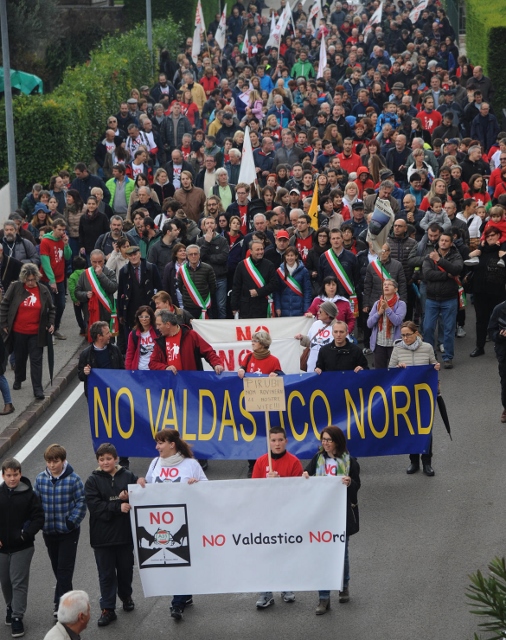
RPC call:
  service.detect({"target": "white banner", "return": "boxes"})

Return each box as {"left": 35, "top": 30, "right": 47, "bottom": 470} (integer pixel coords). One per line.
{"left": 237, "top": 126, "right": 257, "bottom": 187}
{"left": 203, "top": 338, "right": 302, "bottom": 372}
{"left": 192, "top": 316, "right": 312, "bottom": 343}
{"left": 129, "top": 478, "right": 346, "bottom": 596}
{"left": 317, "top": 34, "right": 327, "bottom": 79}
{"left": 409, "top": 0, "right": 429, "bottom": 24}
{"left": 364, "top": 1, "right": 383, "bottom": 36}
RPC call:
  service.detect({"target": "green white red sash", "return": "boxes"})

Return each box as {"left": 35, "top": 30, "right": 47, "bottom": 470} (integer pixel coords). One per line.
{"left": 244, "top": 257, "right": 274, "bottom": 317}
{"left": 180, "top": 263, "right": 211, "bottom": 319}
{"left": 371, "top": 259, "right": 392, "bottom": 281}
{"left": 324, "top": 248, "right": 359, "bottom": 317}
{"left": 436, "top": 263, "right": 466, "bottom": 309}
{"left": 277, "top": 267, "right": 303, "bottom": 297}
{"left": 85, "top": 267, "right": 118, "bottom": 337}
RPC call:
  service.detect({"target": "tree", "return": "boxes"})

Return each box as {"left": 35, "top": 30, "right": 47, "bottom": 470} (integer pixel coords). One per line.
{"left": 467, "top": 556, "right": 506, "bottom": 640}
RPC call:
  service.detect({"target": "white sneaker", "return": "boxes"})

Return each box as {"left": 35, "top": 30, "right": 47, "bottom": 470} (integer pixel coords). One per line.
{"left": 282, "top": 591, "right": 296, "bottom": 603}
{"left": 362, "top": 348, "right": 372, "bottom": 355}
{"left": 464, "top": 257, "right": 479, "bottom": 266}
{"left": 498, "top": 259, "right": 505, "bottom": 268}
{"left": 439, "top": 344, "right": 445, "bottom": 353}
{"left": 456, "top": 326, "right": 466, "bottom": 338}
{"left": 256, "top": 593, "right": 274, "bottom": 608}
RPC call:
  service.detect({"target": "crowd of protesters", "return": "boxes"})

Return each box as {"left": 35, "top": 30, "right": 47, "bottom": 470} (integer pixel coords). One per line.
{"left": 2, "top": 0, "right": 506, "bottom": 634}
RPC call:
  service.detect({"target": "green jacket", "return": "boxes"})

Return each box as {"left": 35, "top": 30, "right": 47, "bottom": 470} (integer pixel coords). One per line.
{"left": 68, "top": 269, "right": 85, "bottom": 304}
{"left": 105, "top": 176, "right": 135, "bottom": 209}
{"left": 290, "top": 60, "right": 316, "bottom": 80}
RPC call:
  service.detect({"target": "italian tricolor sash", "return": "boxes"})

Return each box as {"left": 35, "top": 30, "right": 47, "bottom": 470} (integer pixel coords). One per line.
{"left": 277, "top": 267, "right": 303, "bottom": 297}
{"left": 324, "top": 249, "right": 359, "bottom": 317}
{"left": 180, "top": 263, "right": 211, "bottom": 319}
{"left": 245, "top": 257, "right": 274, "bottom": 317}
{"left": 85, "top": 267, "right": 118, "bottom": 338}
{"left": 436, "top": 263, "right": 466, "bottom": 309}
{"left": 371, "top": 259, "right": 392, "bottom": 281}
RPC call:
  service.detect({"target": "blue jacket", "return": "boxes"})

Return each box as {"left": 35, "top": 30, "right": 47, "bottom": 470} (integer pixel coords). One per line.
{"left": 260, "top": 75, "right": 274, "bottom": 93}
{"left": 34, "top": 463, "right": 86, "bottom": 535}
{"left": 266, "top": 104, "right": 292, "bottom": 129}
{"left": 274, "top": 262, "right": 312, "bottom": 317}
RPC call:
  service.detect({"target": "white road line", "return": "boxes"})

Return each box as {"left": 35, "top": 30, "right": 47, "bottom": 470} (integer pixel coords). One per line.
{"left": 12, "top": 385, "right": 83, "bottom": 464}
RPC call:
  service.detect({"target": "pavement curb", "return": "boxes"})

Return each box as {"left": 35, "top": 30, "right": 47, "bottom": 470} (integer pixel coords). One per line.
{"left": 0, "top": 340, "right": 86, "bottom": 459}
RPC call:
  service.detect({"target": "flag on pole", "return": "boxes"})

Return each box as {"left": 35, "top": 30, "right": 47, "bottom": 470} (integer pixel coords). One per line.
{"left": 215, "top": 4, "right": 227, "bottom": 50}
{"left": 308, "top": 181, "right": 319, "bottom": 231}
{"left": 317, "top": 34, "right": 327, "bottom": 79}
{"left": 409, "top": 0, "right": 429, "bottom": 24}
{"left": 242, "top": 30, "right": 249, "bottom": 58}
{"left": 238, "top": 126, "right": 257, "bottom": 188}
{"left": 363, "top": 2, "right": 383, "bottom": 37}
{"left": 191, "top": 0, "right": 206, "bottom": 63}
{"left": 308, "top": 0, "right": 322, "bottom": 26}
{"left": 265, "top": 6, "right": 290, "bottom": 48}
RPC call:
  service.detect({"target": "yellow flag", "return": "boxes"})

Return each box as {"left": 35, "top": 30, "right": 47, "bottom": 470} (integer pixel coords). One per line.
{"left": 308, "top": 180, "right": 319, "bottom": 231}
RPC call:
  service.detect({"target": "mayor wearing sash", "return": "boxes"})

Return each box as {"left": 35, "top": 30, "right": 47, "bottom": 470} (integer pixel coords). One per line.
{"left": 231, "top": 239, "right": 278, "bottom": 319}
{"left": 177, "top": 244, "right": 216, "bottom": 320}
{"left": 318, "top": 229, "right": 359, "bottom": 317}
{"left": 75, "top": 249, "right": 118, "bottom": 342}
{"left": 362, "top": 244, "right": 407, "bottom": 314}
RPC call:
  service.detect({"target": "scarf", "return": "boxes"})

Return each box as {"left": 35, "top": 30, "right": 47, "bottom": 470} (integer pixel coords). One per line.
{"left": 315, "top": 451, "right": 351, "bottom": 476}
{"left": 377, "top": 294, "right": 398, "bottom": 339}
{"left": 251, "top": 346, "right": 271, "bottom": 360}
{"left": 394, "top": 335, "right": 422, "bottom": 351}
{"left": 159, "top": 452, "right": 185, "bottom": 467}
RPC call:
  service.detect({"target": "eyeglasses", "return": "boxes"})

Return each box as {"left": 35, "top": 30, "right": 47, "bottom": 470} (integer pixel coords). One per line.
{"left": 401, "top": 332, "right": 415, "bottom": 338}
{"left": 321, "top": 438, "right": 333, "bottom": 443}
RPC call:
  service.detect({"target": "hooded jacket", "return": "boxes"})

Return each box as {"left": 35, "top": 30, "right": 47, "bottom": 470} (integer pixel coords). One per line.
{"left": 85, "top": 466, "right": 138, "bottom": 548}
{"left": 39, "top": 231, "right": 73, "bottom": 284}
{"left": 0, "top": 476, "right": 44, "bottom": 553}
{"left": 422, "top": 245, "right": 463, "bottom": 300}
{"left": 34, "top": 463, "right": 86, "bottom": 535}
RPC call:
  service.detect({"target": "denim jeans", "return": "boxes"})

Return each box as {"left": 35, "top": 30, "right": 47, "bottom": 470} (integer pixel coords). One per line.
{"left": 319, "top": 536, "right": 350, "bottom": 598}
{"left": 423, "top": 298, "right": 458, "bottom": 361}
{"left": 0, "top": 374, "right": 12, "bottom": 404}
{"left": 212, "top": 277, "right": 227, "bottom": 319}
{"left": 43, "top": 281, "right": 66, "bottom": 332}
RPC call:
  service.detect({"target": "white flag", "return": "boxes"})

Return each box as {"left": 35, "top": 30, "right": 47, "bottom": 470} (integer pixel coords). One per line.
{"left": 215, "top": 4, "right": 227, "bottom": 50}
{"left": 265, "top": 6, "right": 290, "bottom": 48}
{"left": 363, "top": 1, "right": 383, "bottom": 37}
{"left": 409, "top": 0, "right": 429, "bottom": 24}
{"left": 191, "top": 0, "right": 206, "bottom": 63}
{"left": 317, "top": 34, "right": 327, "bottom": 79}
{"left": 242, "top": 30, "right": 249, "bottom": 58}
{"left": 237, "top": 126, "right": 257, "bottom": 188}
{"left": 308, "top": 0, "right": 322, "bottom": 25}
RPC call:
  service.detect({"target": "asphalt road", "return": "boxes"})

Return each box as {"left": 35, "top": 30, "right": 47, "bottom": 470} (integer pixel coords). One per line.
{"left": 1, "top": 313, "right": 504, "bottom": 640}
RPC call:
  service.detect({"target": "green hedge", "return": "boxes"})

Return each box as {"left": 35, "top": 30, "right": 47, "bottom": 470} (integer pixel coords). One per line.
{"left": 0, "top": 19, "right": 181, "bottom": 197}
{"left": 465, "top": 0, "right": 506, "bottom": 115}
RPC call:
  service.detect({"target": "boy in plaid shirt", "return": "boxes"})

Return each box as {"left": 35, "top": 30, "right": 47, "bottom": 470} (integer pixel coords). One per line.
{"left": 34, "top": 444, "right": 86, "bottom": 617}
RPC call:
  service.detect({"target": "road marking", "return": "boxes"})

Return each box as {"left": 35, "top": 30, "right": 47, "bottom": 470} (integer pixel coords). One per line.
{"left": 12, "top": 385, "right": 83, "bottom": 464}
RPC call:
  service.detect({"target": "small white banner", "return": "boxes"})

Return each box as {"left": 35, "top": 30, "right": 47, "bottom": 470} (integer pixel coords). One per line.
{"left": 129, "top": 478, "right": 346, "bottom": 596}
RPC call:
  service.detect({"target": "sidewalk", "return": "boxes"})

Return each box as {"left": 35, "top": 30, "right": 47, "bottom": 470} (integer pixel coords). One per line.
{"left": 0, "top": 302, "right": 86, "bottom": 457}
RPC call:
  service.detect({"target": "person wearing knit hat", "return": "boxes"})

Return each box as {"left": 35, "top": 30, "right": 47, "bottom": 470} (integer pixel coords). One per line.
{"left": 295, "top": 301, "right": 338, "bottom": 372}
{"left": 319, "top": 300, "right": 338, "bottom": 319}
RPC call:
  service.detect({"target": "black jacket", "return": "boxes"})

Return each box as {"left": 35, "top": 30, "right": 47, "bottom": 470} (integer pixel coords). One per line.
{"left": 0, "top": 477, "right": 44, "bottom": 553}
{"left": 488, "top": 301, "right": 506, "bottom": 360}
{"left": 315, "top": 342, "right": 369, "bottom": 372}
{"left": 422, "top": 245, "right": 463, "bottom": 301}
{"left": 85, "top": 466, "right": 138, "bottom": 548}
{"left": 472, "top": 244, "right": 506, "bottom": 297}
{"left": 79, "top": 212, "right": 110, "bottom": 255}
{"left": 304, "top": 454, "right": 360, "bottom": 536}
{"left": 117, "top": 259, "right": 162, "bottom": 323}
{"left": 70, "top": 174, "right": 111, "bottom": 205}
{"left": 231, "top": 257, "right": 277, "bottom": 318}
{"left": 318, "top": 249, "right": 359, "bottom": 294}
{"left": 78, "top": 343, "right": 124, "bottom": 397}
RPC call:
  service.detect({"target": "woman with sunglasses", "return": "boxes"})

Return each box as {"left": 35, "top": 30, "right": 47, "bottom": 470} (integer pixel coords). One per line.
{"left": 303, "top": 426, "right": 360, "bottom": 615}
{"left": 389, "top": 321, "right": 440, "bottom": 476}
{"left": 124, "top": 306, "right": 158, "bottom": 370}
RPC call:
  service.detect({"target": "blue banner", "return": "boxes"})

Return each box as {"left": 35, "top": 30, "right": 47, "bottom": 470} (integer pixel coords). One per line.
{"left": 88, "top": 367, "right": 438, "bottom": 459}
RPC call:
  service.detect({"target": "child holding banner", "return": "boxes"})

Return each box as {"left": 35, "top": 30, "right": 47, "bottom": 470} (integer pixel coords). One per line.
{"left": 252, "top": 427, "right": 303, "bottom": 609}
{"left": 303, "top": 426, "right": 361, "bottom": 615}
{"left": 138, "top": 429, "right": 207, "bottom": 622}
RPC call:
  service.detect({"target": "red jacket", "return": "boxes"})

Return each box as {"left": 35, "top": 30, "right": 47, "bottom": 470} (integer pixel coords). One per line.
{"left": 149, "top": 325, "right": 222, "bottom": 371}
{"left": 125, "top": 326, "right": 158, "bottom": 370}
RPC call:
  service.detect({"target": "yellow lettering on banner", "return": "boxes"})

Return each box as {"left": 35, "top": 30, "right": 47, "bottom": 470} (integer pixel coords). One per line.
{"left": 115, "top": 388, "right": 134, "bottom": 439}
{"left": 391, "top": 386, "right": 414, "bottom": 436}
{"left": 265, "top": 411, "right": 285, "bottom": 432}
{"left": 94, "top": 387, "right": 112, "bottom": 438}
{"left": 198, "top": 390, "right": 217, "bottom": 440}
{"left": 182, "top": 390, "right": 196, "bottom": 440}
{"left": 345, "top": 389, "right": 365, "bottom": 439}
{"left": 310, "top": 390, "right": 331, "bottom": 438}
{"left": 415, "top": 383, "right": 434, "bottom": 434}
{"left": 367, "top": 386, "right": 389, "bottom": 438}
{"left": 146, "top": 389, "right": 166, "bottom": 437}
{"left": 239, "top": 391, "right": 257, "bottom": 440}
{"left": 287, "top": 391, "right": 308, "bottom": 441}
{"left": 219, "top": 390, "right": 238, "bottom": 441}
{"left": 162, "top": 389, "right": 178, "bottom": 431}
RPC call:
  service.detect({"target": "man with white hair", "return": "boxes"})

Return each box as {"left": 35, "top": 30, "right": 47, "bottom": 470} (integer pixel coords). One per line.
{"left": 43, "top": 590, "right": 90, "bottom": 639}
{"left": 225, "top": 149, "right": 241, "bottom": 185}
{"left": 210, "top": 169, "right": 235, "bottom": 209}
